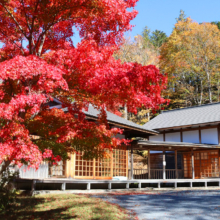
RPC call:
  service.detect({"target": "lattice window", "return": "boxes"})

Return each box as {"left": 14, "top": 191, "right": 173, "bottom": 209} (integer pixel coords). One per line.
{"left": 95, "top": 157, "right": 111, "bottom": 177}
{"left": 113, "top": 146, "right": 127, "bottom": 177}
{"left": 183, "top": 153, "right": 192, "bottom": 178}
{"left": 200, "top": 151, "right": 219, "bottom": 178}
{"left": 75, "top": 152, "right": 93, "bottom": 177}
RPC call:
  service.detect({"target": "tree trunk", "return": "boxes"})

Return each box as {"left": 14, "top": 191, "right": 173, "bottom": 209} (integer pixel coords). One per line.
{"left": 206, "top": 72, "right": 212, "bottom": 103}
{"left": 0, "top": 160, "right": 11, "bottom": 180}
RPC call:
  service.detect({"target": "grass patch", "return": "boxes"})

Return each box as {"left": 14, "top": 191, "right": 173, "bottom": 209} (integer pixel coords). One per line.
{"left": 0, "top": 193, "right": 132, "bottom": 220}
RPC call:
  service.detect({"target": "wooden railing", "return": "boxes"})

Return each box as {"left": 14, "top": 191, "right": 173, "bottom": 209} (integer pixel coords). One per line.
{"left": 128, "top": 169, "right": 184, "bottom": 179}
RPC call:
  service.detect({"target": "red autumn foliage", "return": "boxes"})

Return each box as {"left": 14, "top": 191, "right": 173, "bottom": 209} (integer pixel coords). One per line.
{"left": 0, "top": 0, "right": 167, "bottom": 171}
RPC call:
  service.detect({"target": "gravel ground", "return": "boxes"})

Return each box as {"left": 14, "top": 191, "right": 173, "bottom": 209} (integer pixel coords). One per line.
{"left": 93, "top": 190, "right": 220, "bottom": 220}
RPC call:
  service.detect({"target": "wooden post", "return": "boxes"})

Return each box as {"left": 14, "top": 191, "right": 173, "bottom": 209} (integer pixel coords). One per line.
{"left": 87, "top": 183, "right": 91, "bottom": 190}
{"left": 218, "top": 149, "right": 220, "bottom": 178}
{"left": 126, "top": 183, "right": 129, "bottom": 189}
{"left": 131, "top": 145, "right": 134, "bottom": 180}
{"left": 199, "top": 127, "right": 201, "bottom": 144}
{"left": 148, "top": 149, "right": 151, "bottom": 179}
{"left": 108, "top": 182, "right": 111, "bottom": 190}
{"left": 158, "top": 182, "right": 160, "bottom": 188}
{"left": 93, "top": 158, "right": 96, "bottom": 179}
{"left": 111, "top": 151, "right": 113, "bottom": 178}
{"left": 138, "top": 182, "right": 141, "bottom": 189}
{"left": 61, "top": 183, "right": 66, "bottom": 191}
{"left": 163, "top": 149, "right": 166, "bottom": 180}
{"left": 180, "top": 129, "right": 183, "bottom": 142}
{"left": 191, "top": 149, "right": 195, "bottom": 179}
{"left": 200, "top": 152, "right": 202, "bottom": 178}
{"left": 174, "top": 182, "right": 177, "bottom": 188}
{"left": 32, "top": 180, "right": 36, "bottom": 191}
{"left": 218, "top": 124, "right": 220, "bottom": 144}
{"left": 175, "top": 150, "right": 178, "bottom": 179}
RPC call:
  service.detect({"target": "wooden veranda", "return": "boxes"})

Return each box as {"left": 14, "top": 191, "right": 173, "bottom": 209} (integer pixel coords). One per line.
{"left": 129, "top": 140, "right": 220, "bottom": 181}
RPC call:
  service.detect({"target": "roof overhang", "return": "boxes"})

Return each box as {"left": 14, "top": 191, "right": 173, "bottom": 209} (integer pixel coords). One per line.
{"left": 130, "top": 140, "right": 220, "bottom": 151}
{"left": 85, "top": 115, "right": 158, "bottom": 135}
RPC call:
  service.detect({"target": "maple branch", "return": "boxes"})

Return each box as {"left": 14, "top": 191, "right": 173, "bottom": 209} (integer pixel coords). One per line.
{"left": 1, "top": 3, "right": 28, "bottom": 39}
{"left": 0, "top": 31, "right": 25, "bottom": 55}
{"left": 20, "top": 0, "right": 31, "bottom": 31}
{"left": 29, "top": 0, "right": 40, "bottom": 54}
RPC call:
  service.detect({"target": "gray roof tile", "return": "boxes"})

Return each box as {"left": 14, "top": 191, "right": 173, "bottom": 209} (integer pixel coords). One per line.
{"left": 85, "top": 105, "right": 157, "bottom": 134}
{"left": 143, "top": 102, "right": 220, "bottom": 130}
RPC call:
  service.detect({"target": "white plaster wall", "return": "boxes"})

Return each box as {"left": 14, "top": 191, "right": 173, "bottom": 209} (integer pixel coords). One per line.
{"left": 149, "top": 134, "right": 163, "bottom": 142}
{"left": 201, "top": 128, "right": 218, "bottom": 144}
{"left": 165, "top": 132, "right": 181, "bottom": 142}
{"left": 183, "top": 130, "right": 199, "bottom": 143}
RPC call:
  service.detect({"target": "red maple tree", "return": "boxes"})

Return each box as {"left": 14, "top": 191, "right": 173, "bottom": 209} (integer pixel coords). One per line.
{"left": 0, "top": 0, "right": 167, "bottom": 173}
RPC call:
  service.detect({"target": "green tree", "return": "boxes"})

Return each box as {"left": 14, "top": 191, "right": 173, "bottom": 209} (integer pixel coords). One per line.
{"left": 150, "top": 30, "right": 167, "bottom": 48}
{"left": 176, "top": 9, "right": 187, "bottom": 22}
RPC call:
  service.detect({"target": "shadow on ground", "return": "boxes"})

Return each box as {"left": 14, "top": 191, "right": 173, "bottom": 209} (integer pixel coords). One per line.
{"left": 0, "top": 194, "right": 128, "bottom": 220}
{"left": 94, "top": 190, "right": 220, "bottom": 220}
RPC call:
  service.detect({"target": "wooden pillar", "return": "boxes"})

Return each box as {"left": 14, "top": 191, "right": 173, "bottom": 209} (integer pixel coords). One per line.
{"left": 93, "top": 158, "right": 96, "bottom": 179}
{"left": 148, "top": 149, "right": 151, "bottom": 179}
{"left": 163, "top": 148, "right": 166, "bottom": 180}
{"left": 111, "top": 151, "right": 113, "bottom": 178}
{"left": 199, "top": 127, "right": 201, "bottom": 144}
{"left": 138, "top": 182, "right": 141, "bottom": 189}
{"left": 32, "top": 180, "right": 36, "bottom": 191}
{"left": 199, "top": 152, "right": 202, "bottom": 178}
{"left": 218, "top": 124, "right": 220, "bottom": 144}
{"left": 131, "top": 145, "right": 134, "bottom": 180}
{"left": 126, "top": 183, "right": 129, "bottom": 189}
{"left": 175, "top": 150, "right": 178, "bottom": 179}
{"left": 163, "top": 131, "right": 165, "bottom": 141}
{"left": 87, "top": 183, "right": 91, "bottom": 190}
{"left": 180, "top": 129, "right": 183, "bottom": 142}
{"left": 191, "top": 149, "right": 195, "bottom": 179}
{"left": 61, "top": 183, "right": 66, "bottom": 191}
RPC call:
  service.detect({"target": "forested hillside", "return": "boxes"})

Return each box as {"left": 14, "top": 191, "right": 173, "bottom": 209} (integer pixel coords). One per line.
{"left": 116, "top": 10, "right": 220, "bottom": 125}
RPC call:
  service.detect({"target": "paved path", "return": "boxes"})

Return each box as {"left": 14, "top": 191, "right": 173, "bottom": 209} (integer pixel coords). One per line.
{"left": 94, "top": 190, "right": 220, "bottom": 220}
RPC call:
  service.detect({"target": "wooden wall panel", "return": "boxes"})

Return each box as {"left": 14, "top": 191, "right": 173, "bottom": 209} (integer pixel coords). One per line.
{"left": 64, "top": 147, "right": 128, "bottom": 179}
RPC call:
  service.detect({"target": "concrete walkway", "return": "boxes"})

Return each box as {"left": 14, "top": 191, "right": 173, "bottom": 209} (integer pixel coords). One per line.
{"left": 94, "top": 190, "right": 220, "bottom": 220}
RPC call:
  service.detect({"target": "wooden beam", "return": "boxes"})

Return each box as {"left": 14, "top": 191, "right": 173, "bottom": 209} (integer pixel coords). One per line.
{"left": 218, "top": 149, "right": 220, "bottom": 178}
{"left": 218, "top": 124, "right": 220, "bottom": 144}
{"left": 163, "top": 131, "right": 165, "bottom": 141}
{"left": 131, "top": 146, "right": 134, "bottom": 180}
{"left": 163, "top": 148, "right": 166, "bottom": 180}
{"left": 191, "top": 149, "right": 195, "bottom": 179}
{"left": 111, "top": 151, "right": 113, "bottom": 178}
{"left": 93, "top": 158, "right": 96, "bottom": 179}
{"left": 157, "top": 123, "right": 219, "bottom": 131}
{"left": 148, "top": 149, "right": 151, "bottom": 179}
{"left": 180, "top": 129, "right": 183, "bottom": 142}
{"left": 199, "top": 127, "right": 201, "bottom": 144}
{"left": 175, "top": 150, "right": 178, "bottom": 179}
{"left": 199, "top": 152, "right": 202, "bottom": 179}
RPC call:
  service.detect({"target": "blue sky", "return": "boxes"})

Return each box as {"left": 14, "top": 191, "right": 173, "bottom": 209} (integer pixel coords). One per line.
{"left": 1, "top": 1, "right": 220, "bottom": 47}
{"left": 72, "top": 0, "right": 220, "bottom": 45}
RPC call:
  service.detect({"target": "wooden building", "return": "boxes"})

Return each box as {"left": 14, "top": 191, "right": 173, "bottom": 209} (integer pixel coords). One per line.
{"left": 18, "top": 102, "right": 220, "bottom": 183}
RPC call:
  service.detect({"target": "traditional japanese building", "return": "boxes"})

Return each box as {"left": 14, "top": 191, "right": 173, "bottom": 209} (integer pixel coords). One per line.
{"left": 16, "top": 102, "right": 220, "bottom": 190}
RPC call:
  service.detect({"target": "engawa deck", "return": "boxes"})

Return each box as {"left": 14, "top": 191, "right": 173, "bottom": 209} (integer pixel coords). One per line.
{"left": 15, "top": 178, "right": 220, "bottom": 191}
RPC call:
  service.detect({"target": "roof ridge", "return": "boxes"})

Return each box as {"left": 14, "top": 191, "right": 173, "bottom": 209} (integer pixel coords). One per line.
{"left": 162, "top": 101, "right": 220, "bottom": 114}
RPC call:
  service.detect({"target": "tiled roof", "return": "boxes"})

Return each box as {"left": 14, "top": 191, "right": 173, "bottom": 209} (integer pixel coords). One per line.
{"left": 84, "top": 104, "right": 157, "bottom": 134}
{"left": 143, "top": 102, "right": 220, "bottom": 130}
{"left": 50, "top": 102, "right": 157, "bottom": 134}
